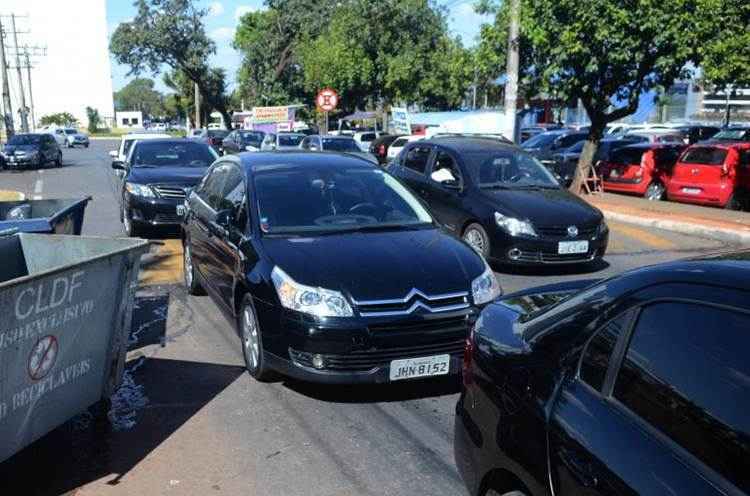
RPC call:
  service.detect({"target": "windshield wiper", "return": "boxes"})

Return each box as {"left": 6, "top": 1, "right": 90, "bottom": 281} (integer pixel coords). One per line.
{"left": 480, "top": 184, "right": 512, "bottom": 190}
{"left": 511, "top": 184, "right": 560, "bottom": 190}
{"left": 315, "top": 223, "right": 427, "bottom": 235}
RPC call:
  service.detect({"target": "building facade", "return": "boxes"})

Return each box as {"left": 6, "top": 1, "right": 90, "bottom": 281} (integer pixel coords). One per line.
{"left": 1, "top": 0, "right": 114, "bottom": 132}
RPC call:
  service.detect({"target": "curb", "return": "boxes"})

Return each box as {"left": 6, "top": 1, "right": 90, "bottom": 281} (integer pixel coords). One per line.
{"left": 601, "top": 209, "right": 750, "bottom": 245}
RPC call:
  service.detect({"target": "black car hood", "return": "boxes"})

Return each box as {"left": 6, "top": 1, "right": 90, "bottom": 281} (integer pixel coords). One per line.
{"left": 127, "top": 166, "right": 208, "bottom": 186}
{"left": 3, "top": 145, "right": 38, "bottom": 154}
{"left": 261, "top": 228, "right": 485, "bottom": 301}
{"left": 478, "top": 187, "right": 602, "bottom": 227}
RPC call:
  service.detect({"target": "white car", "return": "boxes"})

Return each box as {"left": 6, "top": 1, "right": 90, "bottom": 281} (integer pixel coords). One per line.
{"left": 108, "top": 132, "right": 171, "bottom": 166}
{"left": 47, "top": 128, "right": 68, "bottom": 146}
{"left": 386, "top": 135, "right": 424, "bottom": 161}
{"left": 352, "top": 131, "right": 383, "bottom": 152}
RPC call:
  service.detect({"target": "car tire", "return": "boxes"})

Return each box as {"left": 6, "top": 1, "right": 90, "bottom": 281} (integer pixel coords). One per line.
{"left": 55, "top": 153, "right": 62, "bottom": 168}
{"left": 463, "top": 223, "right": 491, "bottom": 258}
{"left": 183, "top": 239, "right": 205, "bottom": 295}
{"left": 644, "top": 181, "right": 665, "bottom": 201}
{"left": 725, "top": 193, "right": 743, "bottom": 211}
{"left": 238, "top": 294, "right": 274, "bottom": 382}
{"left": 122, "top": 203, "right": 141, "bottom": 237}
{"left": 84, "top": 143, "right": 89, "bottom": 148}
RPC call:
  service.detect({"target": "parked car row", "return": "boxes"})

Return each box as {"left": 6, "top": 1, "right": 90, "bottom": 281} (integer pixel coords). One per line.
{"left": 0, "top": 133, "right": 64, "bottom": 170}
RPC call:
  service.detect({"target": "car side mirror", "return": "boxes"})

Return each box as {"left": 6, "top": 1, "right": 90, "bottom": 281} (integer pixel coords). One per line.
{"left": 111, "top": 161, "right": 125, "bottom": 170}
{"left": 441, "top": 179, "right": 461, "bottom": 190}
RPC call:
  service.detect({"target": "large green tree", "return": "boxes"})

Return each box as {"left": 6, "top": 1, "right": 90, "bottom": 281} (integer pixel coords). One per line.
{"left": 523, "top": 0, "right": 718, "bottom": 192}
{"left": 110, "top": 0, "right": 231, "bottom": 128}
{"left": 114, "top": 78, "right": 165, "bottom": 117}
{"left": 698, "top": 0, "right": 750, "bottom": 88}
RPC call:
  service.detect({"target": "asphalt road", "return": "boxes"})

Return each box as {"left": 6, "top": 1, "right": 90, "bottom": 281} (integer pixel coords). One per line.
{"left": 0, "top": 140, "right": 736, "bottom": 496}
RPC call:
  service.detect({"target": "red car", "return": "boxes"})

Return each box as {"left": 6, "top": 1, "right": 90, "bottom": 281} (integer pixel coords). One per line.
{"left": 600, "top": 143, "right": 686, "bottom": 200}
{"left": 667, "top": 142, "right": 750, "bottom": 210}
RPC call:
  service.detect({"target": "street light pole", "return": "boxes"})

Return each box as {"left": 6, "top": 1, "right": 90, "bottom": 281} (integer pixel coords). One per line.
{"left": 502, "top": 0, "right": 520, "bottom": 143}
{"left": 24, "top": 50, "right": 35, "bottom": 131}
{"left": 10, "top": 15, "right": 28, "bottom": 133}
{"left": 0, "top": 20, "right": 14, "bottom": 139}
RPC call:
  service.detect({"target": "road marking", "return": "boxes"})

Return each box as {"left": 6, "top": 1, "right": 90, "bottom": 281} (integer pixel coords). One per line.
{"left": 32, "top": 195, "right": 42, "bottom": 200}
{"left": 139, "top": 239, "right": 184, "bottom": 286}
{"left": 34, "top": 179, "right": 43, "bottom": 194}
{"left": 609, "top": 221, "right": 677, "bottom": 250}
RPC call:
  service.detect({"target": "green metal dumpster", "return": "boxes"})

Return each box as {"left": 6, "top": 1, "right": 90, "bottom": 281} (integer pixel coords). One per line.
{"left": 0, "top": 233, "right": 149, "bottom": 463}
{"left": 0, "top": 197, "right": 91, "bottom": 235}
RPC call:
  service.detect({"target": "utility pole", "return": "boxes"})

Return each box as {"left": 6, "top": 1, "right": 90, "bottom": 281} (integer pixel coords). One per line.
{"left": 0, "top": 20, "right": 13, "bottom": 139}
{"left": 10, "top": 15, "right": 28, "bottom": 132}
{"left": 24, "top": 50, "right": 34, "bottom": 131}
{"left": 194, "top": 82, "right": 201, "bottom": 129}
{"left": 502, "top": 0, "right": 520, "bottom": 143}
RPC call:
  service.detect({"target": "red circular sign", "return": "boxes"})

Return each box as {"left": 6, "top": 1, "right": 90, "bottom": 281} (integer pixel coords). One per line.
{"left": 28, "top": 335, "right": 59, "bottom": 381}
{"left": 316, "top": 88, "right": 339, "bottom": 112}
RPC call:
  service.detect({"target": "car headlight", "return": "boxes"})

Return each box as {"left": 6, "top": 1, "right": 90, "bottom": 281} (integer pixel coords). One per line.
{"left": 125, "top": 182, "right": 155, "bottom": 198}
{"left": 471, "top": 260, "right": 502, "bottom": 305}
{"left": 597, "top": 220, "right": 609, "bottom": 236}
{"left": 494, "top": 212, "right": 537, "bottom": 237}
{"left": 245, "top": 145, "right": 259, "bottom": 152}
{"left": 271, "top": 266, "right": 353, "bottom": 318}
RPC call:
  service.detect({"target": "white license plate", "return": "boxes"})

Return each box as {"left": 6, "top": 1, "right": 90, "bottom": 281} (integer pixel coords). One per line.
{"left": 389, "top": 354, "right": 450, "bottom": 381}
{"left": 682, "top": 188, "right": 701, "bottom": 195}
{"left": 176, "top": 205, "right": 186, "bottom": 217}
{"left": 558, "top": 241, "right": 589, "bottom": 254}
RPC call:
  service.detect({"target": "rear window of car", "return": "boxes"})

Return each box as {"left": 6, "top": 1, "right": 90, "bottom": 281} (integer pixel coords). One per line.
{"left": 391, "top": 137, "right": 409, "bottom": 148}
{"left": 207, "top": 130, "right": 229, "bottom": 139}
{"left": 680, "top": 147, "right": 728, "bottom": 165}
{"left": 610, "top": 147, "right": 646, "bottom": 165}
{"left": 359, "top": 133, "right": 376, "bottom": 142}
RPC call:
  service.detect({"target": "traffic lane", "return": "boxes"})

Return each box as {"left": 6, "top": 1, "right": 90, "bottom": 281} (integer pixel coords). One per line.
{"left": 0, "top": 139, "right": 122, "bottom": 237}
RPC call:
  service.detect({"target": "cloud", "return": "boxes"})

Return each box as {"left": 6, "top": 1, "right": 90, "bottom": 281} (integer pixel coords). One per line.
{"left": 208, "top": 2, "right": 224, "bottom": 17}
{"left": 235, "top": 5, "right": 261, "bottom": 21}
{"left": 449, "top": 3, "right": 493, "bottom": 45}
{"left": 210, "top": 26, "right": 235, "bottom": 42}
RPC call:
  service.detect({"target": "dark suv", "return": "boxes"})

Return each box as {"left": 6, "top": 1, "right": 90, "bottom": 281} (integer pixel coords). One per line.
{"left": 1, "top": 133, "right": 62, "bottom": 170}
{"left": 456, "top": 252, "right": 750, "bottom": 496}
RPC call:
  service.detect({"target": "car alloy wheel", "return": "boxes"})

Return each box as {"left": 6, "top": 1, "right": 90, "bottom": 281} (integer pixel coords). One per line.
{"left": 239, "top": 296, "right": 273, "bottom": 381}
{"left": 122, "top": 203, "right": 140, "bottom": 237}
{"left": 463, "top": 223, "right": 490, "bottom": 258}
{"left": 644, "top": 181, "right": 665, "bottom": 201}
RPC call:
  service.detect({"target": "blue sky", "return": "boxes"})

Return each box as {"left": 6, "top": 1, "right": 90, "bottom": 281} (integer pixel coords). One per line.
{"left": 107, "top": 0, "right": 492, "bottom": 93}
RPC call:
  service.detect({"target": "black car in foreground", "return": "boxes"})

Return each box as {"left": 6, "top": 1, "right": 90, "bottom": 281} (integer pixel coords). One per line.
{"left": 1, "top": 133, "right": 62, "bottom": 170}
{"left": 389, "top": 137, "right": 608, "bottom": 266}
{"left": 114, "top": 138, "right": 218, "bottom": 236}
{"left": 455, "top": 252, "right": 750, "bottom": 496}
{"left": 182, "top": 152, "right": 500, "bottom": 383}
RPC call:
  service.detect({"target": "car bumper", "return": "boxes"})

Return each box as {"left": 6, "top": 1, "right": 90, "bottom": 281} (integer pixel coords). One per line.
{"left": 257, "top": 301, "right": 480, "bottom": 384}
{"left": 126, "top": 193, "right": 186, "bottom": 226}
{"left": 603, "top": 177, "right": 648, "bottom": 195}
{"left": 487, "top": 227, "right": 609, "bottom": 265}
{"left": 667, "top": 180, "right": 731, "bottom": 207}
{"left": 2, "top": 155, "right": 38, "bottom": 167}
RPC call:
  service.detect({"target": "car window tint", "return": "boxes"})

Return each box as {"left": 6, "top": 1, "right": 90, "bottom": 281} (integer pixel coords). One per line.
{"left": 613, "top": 302, "right": 750, "bottom": 492}
{"left": 680, "top": 147, "right": 727, "bottom": 165}
{"left": 558, "top": 134, "right": 586, "bottom": 148}
{"left": 403, "top": 146, "right": 431, "bottom": 173}
{"left": 579, "top": 312, "right": 629, "bottom": 391}
{"left": 431, "top": 151, "right": 462, "bottom": 186}
{"left": 200, "top": 165, "right": 229, "bottom": 210}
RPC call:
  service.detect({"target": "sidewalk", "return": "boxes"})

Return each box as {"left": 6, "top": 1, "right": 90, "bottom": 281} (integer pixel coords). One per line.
{"left": 587, "top": 193, "right": 750, "bottom": 245}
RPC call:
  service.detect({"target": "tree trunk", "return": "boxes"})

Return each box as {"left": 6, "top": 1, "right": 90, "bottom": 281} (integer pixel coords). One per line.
{"left": 569, "top": 120, "right": 606, "bottom": 194}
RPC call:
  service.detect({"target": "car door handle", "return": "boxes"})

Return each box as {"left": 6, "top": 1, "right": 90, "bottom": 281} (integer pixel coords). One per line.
{"left": 559, "top": 449, "right": 598, "bottom": 488}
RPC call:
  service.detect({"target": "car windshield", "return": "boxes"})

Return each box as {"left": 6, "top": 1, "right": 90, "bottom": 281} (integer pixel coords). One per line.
{"left": 239, "top": 131, "right": 265, "bottom": 146}
{"left": 7, "top": 134, "right": 41, "bottom": 145}
{"left": 712, "top": 129, "right": 750, "bottom": 141}
{"left": 322, "top": 138, "right": 360, "bottom": 152}
{"left": 131, "top": 141, "right": 217, "bottom": 167}
{"left": 207, "top": 130, "right": 229, "bottom": 139}
{"left": 278, "top": 134, "right": 304, "bottom": 146}
{"left": 467, "top": 150, "right": 560, "bottom": 189}
{"left": 255, "top": 168, "right": 433, "bottom": 234}
{"left": 610, "top": 148, "right": 647, "bottom": 165}
{"left": 521, "top": 132, "right": 561, "bottom": 148}
{"left": 64, "top": 129, "right": 77, "bottom": 135}
{"left": 680, "top": 147, "right": 728, "bottom": 165}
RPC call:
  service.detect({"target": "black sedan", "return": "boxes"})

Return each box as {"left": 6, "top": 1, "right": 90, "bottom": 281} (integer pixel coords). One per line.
{"left": 222, "top": 129, "right": 266, "bottom": 154}
{"left": 455, "top": 252, "right": 750, "bottom": 496}
{"left": 1, "top": 133, "right": 62, "bottom": 170}
{"left": 114, "top": 139, "right": 218, "bottom": 236}
{"left": 181, "top": 152, "right": 500, "bottom": 383}
{"left": 389, "top": 137, "right": 608, "bottom": 266}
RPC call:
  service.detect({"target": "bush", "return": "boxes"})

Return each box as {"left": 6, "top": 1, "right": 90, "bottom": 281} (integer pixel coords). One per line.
{"left": 39, "top": 112, "right": 78, "bottom": 127}
{"left": 86, "top": 107, "right": 101, "bottom": 133}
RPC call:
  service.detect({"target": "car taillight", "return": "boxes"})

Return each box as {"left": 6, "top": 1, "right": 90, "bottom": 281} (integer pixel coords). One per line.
{"left": 379, "top": 144, "right": 386, "bottom": 155}
{"left": 462, "top": 326, "right": 475, "bottom": 388}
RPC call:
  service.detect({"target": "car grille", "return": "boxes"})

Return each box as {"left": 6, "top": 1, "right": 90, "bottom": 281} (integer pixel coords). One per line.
{"left": 352, "top": 289, "right": 470, "bottom": 317}
{"left": 153, "top": 186, "right": 187, "bottom": 199}
{"left": 289, "top": 339, "right": 465, "bottom": 372}
{"left": 513, "top": 250, "right": 596, "bottom": 264}
{"left": 153, "top": 213, "right": 183, "bottom": 224}
{"left": 536, "top": 225, "right": 598, "bottom": 239}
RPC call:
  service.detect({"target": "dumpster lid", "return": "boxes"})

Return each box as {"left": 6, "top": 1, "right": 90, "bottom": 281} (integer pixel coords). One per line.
{"left": 0, "top": 233, "right": 150, "bottom": 287}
